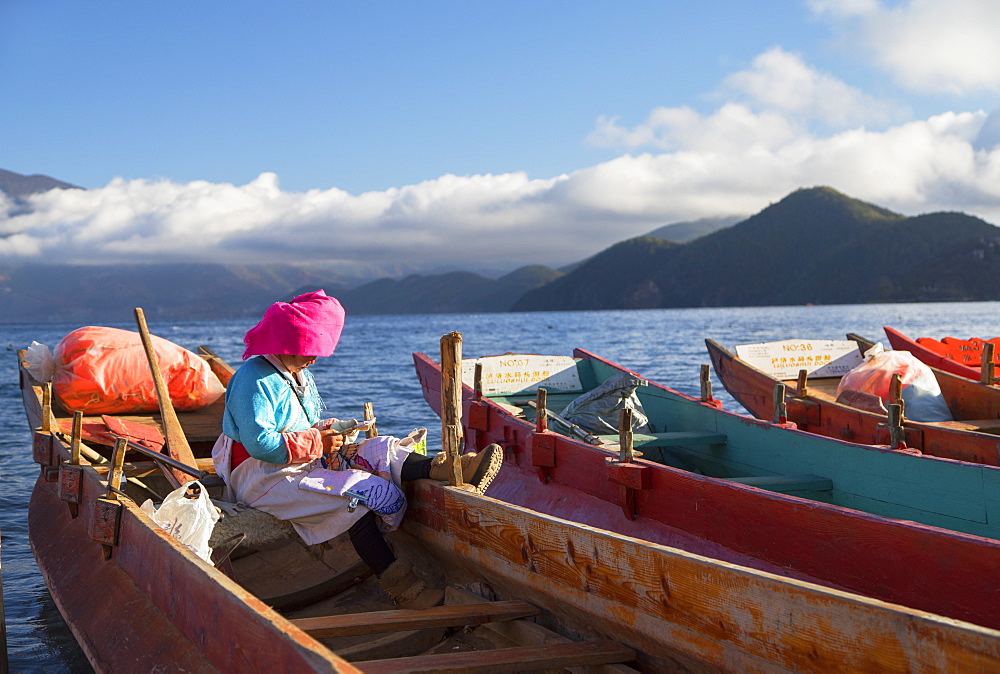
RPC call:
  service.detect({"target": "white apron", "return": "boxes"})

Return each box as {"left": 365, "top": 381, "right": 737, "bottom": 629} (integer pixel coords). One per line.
{"left": 212, "top": 434, "right": 412, "bottom": 545}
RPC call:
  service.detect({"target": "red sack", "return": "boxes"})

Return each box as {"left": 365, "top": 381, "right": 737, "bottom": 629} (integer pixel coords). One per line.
{"left": 53, "top": 326, "right": 225, "bottom": 414}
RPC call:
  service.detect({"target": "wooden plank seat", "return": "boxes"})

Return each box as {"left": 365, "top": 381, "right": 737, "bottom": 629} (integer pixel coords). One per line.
{"left": 924, "top": 419, "right": 1000, "bottom": 434}
{"left": 596, "top": 431, "right": 727, "bottom": 447}
{"left": 63, "top": 410, "right": 223, "bottom": 448}
{"left": 726, "top": 474, "right": 833, "bottom": 494}
{"left": 359, "top": 640, "right": 636, "bottom": 673}
{"left": 298, "top": 585, "right": 638, "bottom": 673}
{"left": 443, "top": 586, "right": 639, "bottom": 674}
{"left": 291, "top": 600, "right": 541, "bottom": 638}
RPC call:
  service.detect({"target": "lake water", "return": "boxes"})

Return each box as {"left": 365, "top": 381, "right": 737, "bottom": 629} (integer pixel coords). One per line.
{"left": 2, "top": 302, "right": 999, "bottom": 671}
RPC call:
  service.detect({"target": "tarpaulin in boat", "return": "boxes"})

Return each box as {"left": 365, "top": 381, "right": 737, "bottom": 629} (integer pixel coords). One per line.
{"left": 836, "top": 343, "right": 952, "bottom": 422}
{"left": 561, "top": 373, "right": 652, "bottom": 435}
{"left": 52, "top": 326, "right": 226, "bottom": 414}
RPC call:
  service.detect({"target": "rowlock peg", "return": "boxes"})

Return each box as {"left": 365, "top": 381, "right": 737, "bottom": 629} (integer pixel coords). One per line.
{"left": 700, "top": 364, "right": 713, "bottom": 402}
{"left": 773, "top": 383, "right": 788, "bottom": 424}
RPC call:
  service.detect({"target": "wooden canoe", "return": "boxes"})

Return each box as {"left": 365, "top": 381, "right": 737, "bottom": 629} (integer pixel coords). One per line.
{"left": 19, "top": 343, "right": 1000, "bottom": 671}
{"left": 707, "top": 337, "right": 1000, "bottom": 467}
{"left": 21, "top": 346, "right": 644, "bottom": 672}
{"left": 884, "top": 326, "right": 1000, "bottom": 381}
{"left": 414, "top": 348, "right": 1000, "bottom": 634}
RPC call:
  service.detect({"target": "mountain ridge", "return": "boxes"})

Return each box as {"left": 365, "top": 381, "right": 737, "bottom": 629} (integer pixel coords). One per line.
{"left": 0, "top": 169, "right": 80, "bottom": 197}
{"left": 513, "top": 186, "right": 1000, "bottom": 311}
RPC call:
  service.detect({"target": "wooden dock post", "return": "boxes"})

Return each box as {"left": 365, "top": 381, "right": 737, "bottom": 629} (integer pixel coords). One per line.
{"left": 363, "top": 402, "right": 378, "bottom": 439}
{"left": 796, "top": 369, "right": 809, "bottom": 398}
{"left": 474, "top": 362, "right": 484, "bottom": 401}
{"left": 888, "top": 404, "right": 906, "bottom": 449}
{"left": 889, "top": 374, "right": 905, "bottom": 420}
{"left": 440, "top": 332, "right": 465, "bottom": 488}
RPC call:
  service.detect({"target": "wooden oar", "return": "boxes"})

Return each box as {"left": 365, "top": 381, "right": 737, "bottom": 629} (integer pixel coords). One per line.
{"left": 134, "top": 307, "right": 198, "bottom": 486}
{"left": 525, "top": 399, "right": 603, "bottom": 445}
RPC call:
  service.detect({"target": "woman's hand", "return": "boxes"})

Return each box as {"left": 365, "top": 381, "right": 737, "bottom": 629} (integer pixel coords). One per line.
{"left": 320, "top": 429, "right": 346, "bottom": 453}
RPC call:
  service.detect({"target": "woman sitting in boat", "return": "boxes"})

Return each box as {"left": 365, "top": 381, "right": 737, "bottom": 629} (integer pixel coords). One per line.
{"left": 212, "top": 289, "right": 502, "bottom": 609}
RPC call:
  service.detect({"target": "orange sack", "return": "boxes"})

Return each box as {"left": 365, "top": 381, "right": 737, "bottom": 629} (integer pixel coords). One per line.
{"left": 53, "top": 326, "right": 226, "bottom": 414}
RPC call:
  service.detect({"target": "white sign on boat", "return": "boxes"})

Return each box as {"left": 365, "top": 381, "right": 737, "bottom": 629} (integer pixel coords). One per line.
{"left": 735, "top": 339, "right": 863, "bottom": 379}
{"left": 462, "top": 354, "right": 582, "bottom": 395}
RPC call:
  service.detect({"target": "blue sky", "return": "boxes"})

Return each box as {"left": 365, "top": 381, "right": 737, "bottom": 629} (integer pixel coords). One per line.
{"left": 2, "top": 0, "right": 1000, "bottom": 271}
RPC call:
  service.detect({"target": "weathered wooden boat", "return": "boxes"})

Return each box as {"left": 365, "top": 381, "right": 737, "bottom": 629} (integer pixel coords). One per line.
{"left": 414, "top": 346, "right": 1000, "bottom": 635}
{"left": 19, "top": 326, "right": 1000, "bottom": 671}
{"left": 885, "top": 326, "right": 1000, "bottom": 382}
{"left": 707, "top": 337, "right": 1000, "bottom": 467}
{"left": 21, "top": 327, "right": 644, "bottom": 672}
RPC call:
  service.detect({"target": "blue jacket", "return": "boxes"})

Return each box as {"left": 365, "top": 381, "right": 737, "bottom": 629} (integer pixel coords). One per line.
{"left": 222, "top": 356, "right": 323, "bottom": 463}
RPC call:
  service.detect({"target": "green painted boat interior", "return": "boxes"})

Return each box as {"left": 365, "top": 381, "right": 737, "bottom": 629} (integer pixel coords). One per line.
{"left": 486, "top": 356, "right": 1000, "bottom": 539}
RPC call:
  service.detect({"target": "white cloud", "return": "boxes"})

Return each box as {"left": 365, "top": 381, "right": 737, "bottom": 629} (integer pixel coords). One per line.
{"left": 806, "top": 0, "right": 880, "bottom": 18}
{"left": 4, "top": 107, "right": 1000, "bottom": 271}
{"left": 587, "top": 48, "right": 903, "bottom": 152}
{"left": 0, "top": 172, "right": 594, "bottom": 267}
{"left": 588, "top": 103, "right": 798, "bottom": 153}
{"left": 722, "top": 47, "right": 902, "bottom": 127}
{"left": 576, "top": 41, "right": 1000, "bottom": 230}
{"left": 5, "top": 41, "right": 1000, "bottom": 272}
{"left": 812, "top": 0, "right": 1000, "bottom": 94}
{"left": 584, "top": 109, "right": 1000, "bottom": 218}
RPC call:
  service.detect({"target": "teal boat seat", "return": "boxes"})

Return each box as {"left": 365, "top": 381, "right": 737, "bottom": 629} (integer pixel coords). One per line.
{"left": 726, "top": 474, "right": 833, "bottom": 494}
{"left": 596, "top": 431, "right": 728, "bottom": 447}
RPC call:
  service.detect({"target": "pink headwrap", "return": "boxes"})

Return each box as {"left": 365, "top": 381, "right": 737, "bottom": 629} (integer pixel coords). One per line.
{"left": 243, "top": 289, "right": 346, "bottom": 360}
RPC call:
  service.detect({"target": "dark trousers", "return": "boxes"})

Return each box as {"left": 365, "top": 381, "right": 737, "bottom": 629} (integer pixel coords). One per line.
{"left": 347, "top": 452, "right": 433, "bottom": 575}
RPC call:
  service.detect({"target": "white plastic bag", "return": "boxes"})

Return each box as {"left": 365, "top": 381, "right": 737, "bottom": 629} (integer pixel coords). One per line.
{"left": 140, "top": 481, "right": 220, "bottom": 565}
{"left": 24, "top": 341, "right": 55, "bottom": 382}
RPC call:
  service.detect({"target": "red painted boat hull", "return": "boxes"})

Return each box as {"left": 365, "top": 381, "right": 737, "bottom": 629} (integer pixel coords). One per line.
{"left": 27, "top": 462, "right": 358, "bottom": 672}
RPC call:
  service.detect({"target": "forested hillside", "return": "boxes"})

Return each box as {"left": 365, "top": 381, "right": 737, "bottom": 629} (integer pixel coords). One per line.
{"left": 513, "top": 187, "right": 1000, "bottom": 311}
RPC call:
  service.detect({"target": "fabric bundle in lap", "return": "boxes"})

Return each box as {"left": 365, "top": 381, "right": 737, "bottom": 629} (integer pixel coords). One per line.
{"left": 299, "top": 469, "right": 407, "bottom": 530}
